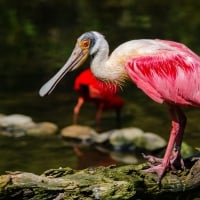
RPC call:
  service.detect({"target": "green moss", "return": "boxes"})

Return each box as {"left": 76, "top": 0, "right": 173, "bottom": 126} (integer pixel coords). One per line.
{"left": 0, "top": 175, "right": 10, "bottom": 191}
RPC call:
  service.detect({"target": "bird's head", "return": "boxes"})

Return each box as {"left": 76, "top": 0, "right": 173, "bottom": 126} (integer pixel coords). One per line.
{"left": 39, "top": 31, "right": 104, "bottom": 97}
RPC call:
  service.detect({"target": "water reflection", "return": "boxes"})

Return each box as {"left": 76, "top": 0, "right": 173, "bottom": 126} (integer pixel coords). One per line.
{"left": 0, "top": 135, "right": 75, "bottom": 174}
{"left": 0, "top": 89, "right": 200, "bottom": 174}
{"left": 0, "top": 135, "right": 119, "bottom": 174}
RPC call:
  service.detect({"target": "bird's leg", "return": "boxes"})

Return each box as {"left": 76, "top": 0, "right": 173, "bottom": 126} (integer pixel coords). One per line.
{"left": 73, "top": 97, "right": 84, "bottom": 124}
{"left": 143, "top": 104, "right": 186, "bottom": 181}
{"left": 170, "top": 106, "right": 186, "bottom": 169}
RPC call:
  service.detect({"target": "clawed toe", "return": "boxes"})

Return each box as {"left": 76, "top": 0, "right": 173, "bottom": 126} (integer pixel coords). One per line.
{"left": 143, "top": 164, "right": 167, "bottom": 182}
{"left": 142, "top": 153, "right": 166, "bottom": 182}
{"left": 142, "top": 149, "right": 185, "bottom": 183}
{"left": 142, "top": 153, "right": 163, "bottom": 164}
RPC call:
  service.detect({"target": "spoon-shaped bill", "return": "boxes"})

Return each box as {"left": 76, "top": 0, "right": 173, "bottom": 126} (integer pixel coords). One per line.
{"left": 39, "top": 45, "right": 88, "bottom": 97}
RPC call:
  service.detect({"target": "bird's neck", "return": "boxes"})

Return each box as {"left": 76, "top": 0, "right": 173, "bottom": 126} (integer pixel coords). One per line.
{"left": 90, "top": 41, "right": 127, "bottom": 86}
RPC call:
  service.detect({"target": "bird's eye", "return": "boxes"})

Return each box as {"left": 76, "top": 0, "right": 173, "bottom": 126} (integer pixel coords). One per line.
{"left": 82, "top": 40, "right": 90, "bottom": 48}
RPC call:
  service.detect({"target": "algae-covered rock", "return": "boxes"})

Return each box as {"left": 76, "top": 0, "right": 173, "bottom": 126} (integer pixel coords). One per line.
{"left": 181, "top": 141, "right": 197, "bottom": 158}
{"left": 0, "top": 159, "right": 200, "bottom": 199}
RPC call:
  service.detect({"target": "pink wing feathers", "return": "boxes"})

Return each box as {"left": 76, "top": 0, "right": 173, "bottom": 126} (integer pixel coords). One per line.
{"left": 125, "top": 40, "right": 200, "bottom": 106}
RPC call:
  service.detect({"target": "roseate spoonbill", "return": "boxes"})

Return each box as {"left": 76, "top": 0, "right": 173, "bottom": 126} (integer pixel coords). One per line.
{"left": 73, "top": 68, "right": 124, "bottom": 128}
{"left": 39, "top": 31, "right": 200, "bottom": 182}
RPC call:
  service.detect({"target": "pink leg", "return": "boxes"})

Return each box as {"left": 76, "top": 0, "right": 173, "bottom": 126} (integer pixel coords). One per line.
{"left": 170, "top": 106, "right": 186, "bottom": 169}
{"left": 144, "top": 104, "right": 186, "bottom": 181}
{"left": 73, "top": 97, "right": 84, "bottom": 124}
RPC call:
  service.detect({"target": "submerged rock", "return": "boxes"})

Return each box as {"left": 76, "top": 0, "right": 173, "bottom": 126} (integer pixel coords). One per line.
{"left": 110, "top": 151, "right": 139, "bottom": 164}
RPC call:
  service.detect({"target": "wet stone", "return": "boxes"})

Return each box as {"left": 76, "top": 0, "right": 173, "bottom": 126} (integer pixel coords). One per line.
{"left": 61, "top": 125, "right": 98, "bottom": 144}
{"left": 0, "top": 113, "right": 58, "bottom": 137}
{"left": 97, "top": 127, "right": 167, "bottom": 151}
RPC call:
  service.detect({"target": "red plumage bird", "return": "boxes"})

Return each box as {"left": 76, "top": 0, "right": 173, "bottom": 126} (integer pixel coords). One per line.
{"left": 73, "top": 69, "right": 124, "bottom": 128}
{"left": 39, "top": 31, "right": 200, "bottom": 182}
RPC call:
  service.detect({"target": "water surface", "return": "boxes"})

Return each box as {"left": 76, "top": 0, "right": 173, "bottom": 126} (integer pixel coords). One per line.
{"left": 0, "top": 86, "right": 199, "bottom": 174}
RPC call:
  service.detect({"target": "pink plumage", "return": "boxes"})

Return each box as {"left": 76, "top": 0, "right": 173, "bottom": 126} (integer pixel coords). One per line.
{"left": 126, "top": 40, "right": 200, "bottom": 106}
{"left": 39, "top": 31, "right": 200, "bottom": 182}
{"left": 124, "top": 39, "right": 200, "bottom": 180}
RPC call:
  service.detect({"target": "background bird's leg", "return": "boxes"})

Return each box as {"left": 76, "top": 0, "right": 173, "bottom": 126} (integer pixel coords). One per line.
{"left": 73, "top": 97, "right": 84, "bottom": 124}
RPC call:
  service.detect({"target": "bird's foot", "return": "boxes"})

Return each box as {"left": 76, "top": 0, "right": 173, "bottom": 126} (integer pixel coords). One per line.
{"left": 142, "top": 153, "right": 167, "bottom": 182}
{"left": 170, "top": 149, "right": 185, "bottom": 170}
{"left": 142, "top": 150, "right": 185, "bottom": 170}
{"left": 142, "top": 151, "right": 185, "bottom": 183}
{"left": 143, "top": 164, "right": 168, "bottom": 183}
{"left": 142, "top": 153, "right": 163, "bottom": 165}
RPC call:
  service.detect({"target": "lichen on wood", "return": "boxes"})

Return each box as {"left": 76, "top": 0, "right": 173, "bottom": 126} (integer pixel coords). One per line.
{"left": 0, "top": 160, "right": 199, "bottom": 200}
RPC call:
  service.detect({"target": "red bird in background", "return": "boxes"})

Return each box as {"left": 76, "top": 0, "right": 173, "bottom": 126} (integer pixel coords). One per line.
{"left": 73, "top": 69, "right": 124, "bottom": 128}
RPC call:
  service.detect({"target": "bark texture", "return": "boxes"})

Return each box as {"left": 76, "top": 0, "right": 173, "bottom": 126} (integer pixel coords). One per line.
{"left": 0, "top": 159, "right": 199, "bottom": 200}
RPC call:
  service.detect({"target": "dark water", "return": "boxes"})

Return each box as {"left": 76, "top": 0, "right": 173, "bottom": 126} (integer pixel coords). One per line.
{"left": 0, "top": 84, "right": 200, "bottom": 175}
{"left": 0, "top": 91, "right": 118, "bottom": 174}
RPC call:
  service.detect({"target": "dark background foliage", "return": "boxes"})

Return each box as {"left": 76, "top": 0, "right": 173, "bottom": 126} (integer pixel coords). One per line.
{"left": 1, "top": 0, "right": 200, "bottom": 92}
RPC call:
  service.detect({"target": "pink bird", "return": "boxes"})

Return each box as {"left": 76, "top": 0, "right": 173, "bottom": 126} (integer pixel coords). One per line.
{"left": 73, "top": 68, "right": 124, "bottom": 128}
{"left": 39, "top": 31, "right": 200, "bottom": 182}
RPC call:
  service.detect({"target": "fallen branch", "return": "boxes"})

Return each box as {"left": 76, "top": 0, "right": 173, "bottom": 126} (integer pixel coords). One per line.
{"left": 0, "top": 159, "right": 199, "bottom": 200}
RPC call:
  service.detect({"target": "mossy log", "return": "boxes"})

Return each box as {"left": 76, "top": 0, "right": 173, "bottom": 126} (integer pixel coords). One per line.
{"left": 0, "top": 159, "right": 199, "bottom": 200}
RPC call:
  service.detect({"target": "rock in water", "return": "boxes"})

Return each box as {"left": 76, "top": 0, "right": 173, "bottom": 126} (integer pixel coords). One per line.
{"left": 0, "top": 114, "right": 34, "bottom": 127}
{"left": 61, "top": 125, "right": 98, "bottom": 144}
